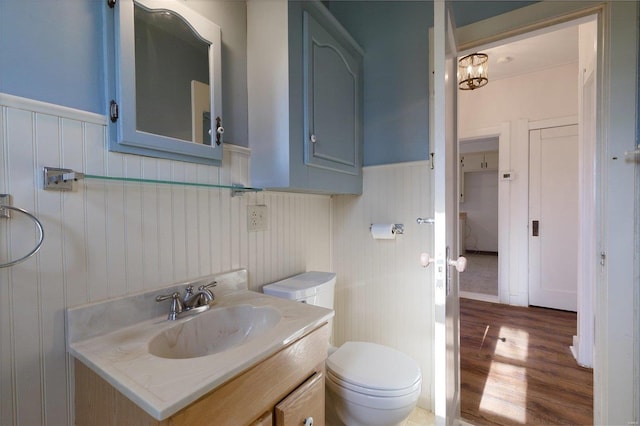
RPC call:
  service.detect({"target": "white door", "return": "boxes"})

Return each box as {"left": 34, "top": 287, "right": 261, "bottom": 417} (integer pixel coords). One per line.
{"left": 432, "top": 1, "right": 463, "bottom": 424}
{"left": 528, "top": 125, "right": 579, "bottom": 311}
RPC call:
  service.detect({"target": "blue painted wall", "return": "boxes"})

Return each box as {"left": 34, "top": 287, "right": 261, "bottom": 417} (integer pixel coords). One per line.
{"left": 328, "top": 1, "right": 432, "bottom": 166}
{"left": 328, "top": 1, "right": 537, "bottom": 166}
{"left": 451, "top": 1, "right": 537, "bottom": 27}
{"left": 0, "top": 0, "right": 104, "bottom": 114}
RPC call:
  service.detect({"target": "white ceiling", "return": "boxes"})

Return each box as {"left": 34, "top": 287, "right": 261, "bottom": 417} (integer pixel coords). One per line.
{"left": 476, "top": 25, "right": 579, "bottom": 81}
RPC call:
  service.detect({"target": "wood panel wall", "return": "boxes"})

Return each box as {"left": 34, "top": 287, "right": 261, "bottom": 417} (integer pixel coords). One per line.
{"left": 0, "top": 94, "right": 331, "bottom": 426}
{"left": 331, "top": 162, "right": 435, "bottom": 409}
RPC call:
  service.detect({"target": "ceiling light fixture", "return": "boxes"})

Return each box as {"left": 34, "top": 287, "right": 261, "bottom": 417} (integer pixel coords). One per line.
{"left": 458, "top": 53, "right": 488, "bottom": 90}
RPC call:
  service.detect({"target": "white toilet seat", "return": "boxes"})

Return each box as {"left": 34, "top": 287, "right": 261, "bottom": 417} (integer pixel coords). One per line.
{"left": 326, "top": 371, "right": 421, "bottom": 412}
{"left": 327, "top": 367, "right": 421, "bottom": 398}
{"left": 326, "top": 341, "right": 422, "bottom": 399}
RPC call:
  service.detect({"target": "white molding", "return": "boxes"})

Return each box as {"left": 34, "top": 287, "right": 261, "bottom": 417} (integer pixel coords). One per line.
{"left": 459, "top": 291, "right": 499, "bottom": 304}
{"left": 0, "top": 92, "right": 107, "bottom": 125}
{"left": 458, "top": 126, "right": 501, "bottom": 141}
{"left": 528, "top": 115, "right": 578, "bottom": 130}
{"left": 595, "top": 2, "right": 638, "bottom": 423}
{"left": 497, "top": 121, "right": 511, "bottom": 305}
{"left": 223, "top": 143, "right": 251, "bottom": 155}
{"left": 457, "top": 123, "right": 510, "bottom": 306}
{"left": 457, "top": 1, "right": 638, "bottom": 424}
{"left": 512, "top": 118, "right": 530, "bottom": 307}
{"left": 456, "top": 1, "right": 603, "bottom": 52}
{"left": 363, "top": 160, "right": 431, "bottom": 171}
{"left": 574, "top": 22, "right": 597, "bottom": 368}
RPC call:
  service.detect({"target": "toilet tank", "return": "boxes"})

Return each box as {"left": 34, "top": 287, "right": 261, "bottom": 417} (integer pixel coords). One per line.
{"left": 262, "top": 271, "right": 336, "bottom": 310}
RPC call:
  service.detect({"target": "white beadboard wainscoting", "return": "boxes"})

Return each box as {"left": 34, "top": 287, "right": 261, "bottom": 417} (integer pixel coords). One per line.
{"left": 0, "top": 94, "right": 331, "bottom": 426}
{"left": 332, "top": 162, "right": 435, "bottom": 410}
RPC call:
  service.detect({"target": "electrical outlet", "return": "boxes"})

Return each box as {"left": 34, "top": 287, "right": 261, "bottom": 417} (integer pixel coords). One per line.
{"left": 248, "top": 205, "right": 268, "bottom": 232}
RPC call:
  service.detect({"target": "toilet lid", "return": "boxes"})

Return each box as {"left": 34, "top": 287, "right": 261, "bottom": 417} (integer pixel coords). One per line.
{"left": 326, "top": 342, "right": 421, "bottom": 393}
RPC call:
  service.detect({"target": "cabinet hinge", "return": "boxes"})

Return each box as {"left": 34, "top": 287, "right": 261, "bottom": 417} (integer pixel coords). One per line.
{"left": 107, "top": 0, "right": 116, "bottom": 8}
{"left": 600, "top": 252, "right": 606, "bottom": 266}
{"left": 430, "top": 152, "right": 435, "bottom": 170}
{"left": 109, "top": 100, "right": 119, "bottom": 123}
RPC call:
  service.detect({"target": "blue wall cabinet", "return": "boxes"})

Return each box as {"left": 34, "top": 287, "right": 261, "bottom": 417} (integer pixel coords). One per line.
{"left": 248, "top": 0, "right": 363, "bottom": 194}
{"left": 109, "top": 0, "right": 223, "bottom": 166}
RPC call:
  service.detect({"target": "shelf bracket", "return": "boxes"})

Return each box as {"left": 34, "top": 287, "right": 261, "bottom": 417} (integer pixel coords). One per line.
{"left": 43, "top": 167, "right": 85, "bottom": 191}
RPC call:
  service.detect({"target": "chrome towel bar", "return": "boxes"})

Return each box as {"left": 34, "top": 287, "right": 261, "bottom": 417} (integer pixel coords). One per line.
{"left": 0, "top": 196, "right": 45, "bottom": 268}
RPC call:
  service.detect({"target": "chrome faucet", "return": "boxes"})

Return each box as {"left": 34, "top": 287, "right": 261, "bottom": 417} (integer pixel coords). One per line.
{"left": 156, "top": 281, "right": 217, "bottom": 320}
{"left": 184, "top": 282, "right": 216, "bottom": 308}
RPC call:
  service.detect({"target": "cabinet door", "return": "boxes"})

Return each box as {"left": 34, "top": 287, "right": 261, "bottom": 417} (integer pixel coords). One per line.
{"left": 460, "top": 152, "right": 484, "bottom": 172}
{"left": 275, "top": 372, "right": 324, "bottom": 426}
{"left": 484, "top": 151, "right": 499, "bottom": 170}
{"left": 303, "top": 11, "right": 362, "bottom": 177}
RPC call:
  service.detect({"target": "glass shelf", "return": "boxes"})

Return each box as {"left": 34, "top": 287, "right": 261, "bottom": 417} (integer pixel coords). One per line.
{"left": 84, "top": 174, "right": 262, "bottom": 196}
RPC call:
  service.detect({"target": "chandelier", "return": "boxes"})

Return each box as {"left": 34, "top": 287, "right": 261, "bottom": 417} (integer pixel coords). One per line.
{"left": 458, "top": 53, "right": 488, "bottom": 90}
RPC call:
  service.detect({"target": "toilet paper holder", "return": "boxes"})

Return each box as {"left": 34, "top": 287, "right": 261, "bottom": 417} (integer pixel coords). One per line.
{"left": 369, "top": 224, "right": 404, "bottom": 235}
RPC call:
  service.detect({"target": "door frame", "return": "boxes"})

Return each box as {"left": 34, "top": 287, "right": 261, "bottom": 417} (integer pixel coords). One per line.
{"left": 460, "top": 117, "right": 580, "bottom": 308}
{"left": 458, "top": 124, "right": 508, "bottom": 305}
{"left": 453, "top": 2, "right": 638, "bottom": 424}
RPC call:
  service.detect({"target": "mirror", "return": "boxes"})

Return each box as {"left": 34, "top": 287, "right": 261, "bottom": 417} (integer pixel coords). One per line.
{"left": 109, "top": 0, "right": 223, "bottom": 165}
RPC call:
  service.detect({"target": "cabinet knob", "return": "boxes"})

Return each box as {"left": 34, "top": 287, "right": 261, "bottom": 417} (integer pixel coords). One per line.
{"left": 304, "top": 417, "right": 314, "bottom": 426}
{"left": 310, "top": 134, "right": 317, "bottom": 144}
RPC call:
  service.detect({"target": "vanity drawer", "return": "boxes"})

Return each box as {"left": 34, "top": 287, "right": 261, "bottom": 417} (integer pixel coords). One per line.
{"left": 275, "top": 371, "right": 325, "bottom": 426}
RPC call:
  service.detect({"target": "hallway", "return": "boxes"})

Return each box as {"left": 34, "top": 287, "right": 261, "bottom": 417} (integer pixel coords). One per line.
{"left": 459, "top": 253, "right": 498, "bottom": 297}
{"left": 460, "top": 299, "right": 593, "bottom": 425}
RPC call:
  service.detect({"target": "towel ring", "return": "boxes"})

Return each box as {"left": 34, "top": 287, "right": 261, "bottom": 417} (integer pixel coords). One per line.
{"left": 0, "top": 205, "right": 45, "bottom": 268}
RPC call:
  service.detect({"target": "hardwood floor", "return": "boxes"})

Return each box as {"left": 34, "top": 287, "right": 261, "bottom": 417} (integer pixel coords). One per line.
{"left": 460, "top": 299, "right": 593, "bottom": 425}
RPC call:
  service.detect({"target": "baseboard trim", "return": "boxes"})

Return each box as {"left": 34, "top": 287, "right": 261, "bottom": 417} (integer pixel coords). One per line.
{"left": 460, "top": 291, "right": 500, "bottom": 303}
{"left": 464, "top": 250, "right": 498, "bottom": 256}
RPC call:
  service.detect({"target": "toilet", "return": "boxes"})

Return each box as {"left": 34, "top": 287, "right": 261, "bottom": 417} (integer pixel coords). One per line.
{"left": 263, "top": 272, "right": 421, "bottom": 426}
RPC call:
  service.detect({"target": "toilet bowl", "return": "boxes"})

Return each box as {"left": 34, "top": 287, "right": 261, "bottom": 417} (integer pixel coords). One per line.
{"left": 325, "top": 341, "right": 421, "bottom": 426}
{"left": 263, "top": 272, "right": 422, "bottom": 426}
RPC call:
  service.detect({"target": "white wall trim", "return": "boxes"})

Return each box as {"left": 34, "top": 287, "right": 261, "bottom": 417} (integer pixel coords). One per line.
{"left": 0, "top": 93, "right": 108, "bottom": 125}
{"left": 497, "top": 121, "right": 511, "bottom": 305}
{"left": 573, "top": 19, "right": 598, "bottom": 369}
{"left": 363, "top": 160, "right": 431, "bottom": 171}
{"left": 456, "top": 1, "right": 603, "bottom": 52}
{"left": 459, "top": 125, "right": 502, "bottom": 141}
{"left": 223, "top": 143, "right": 251, "bottom": 155}
{"left": 528, "top": 115, "right": 578, "bottom": 130}
{"left": 457, "top": 122, "right": 510, "bottom": 305}
{"left": 460, "top": 291, "right": 499, "bottom": 303}
{"left": 457, "top": 1, "right": 638, "bottom": 424}
{"left": 509, "top": 118, "right": 530, "bottom": 307}
{"left": 595, "top": 2, "right": 638, "bottom": 423}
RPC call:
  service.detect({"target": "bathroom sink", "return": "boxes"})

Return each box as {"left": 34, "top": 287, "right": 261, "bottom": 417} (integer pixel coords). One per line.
{"left": 148, "top": 304, "right": 282, "bottom": 359}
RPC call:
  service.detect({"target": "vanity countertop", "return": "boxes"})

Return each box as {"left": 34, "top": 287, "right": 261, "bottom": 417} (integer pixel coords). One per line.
{"left": 67, "top": 270, "right": 333, "bottom": 420}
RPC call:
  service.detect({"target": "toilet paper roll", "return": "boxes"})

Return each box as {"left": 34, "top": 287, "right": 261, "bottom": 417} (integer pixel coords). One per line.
{"left": 371, "top": 223, "right": 396, "bottom": 240}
